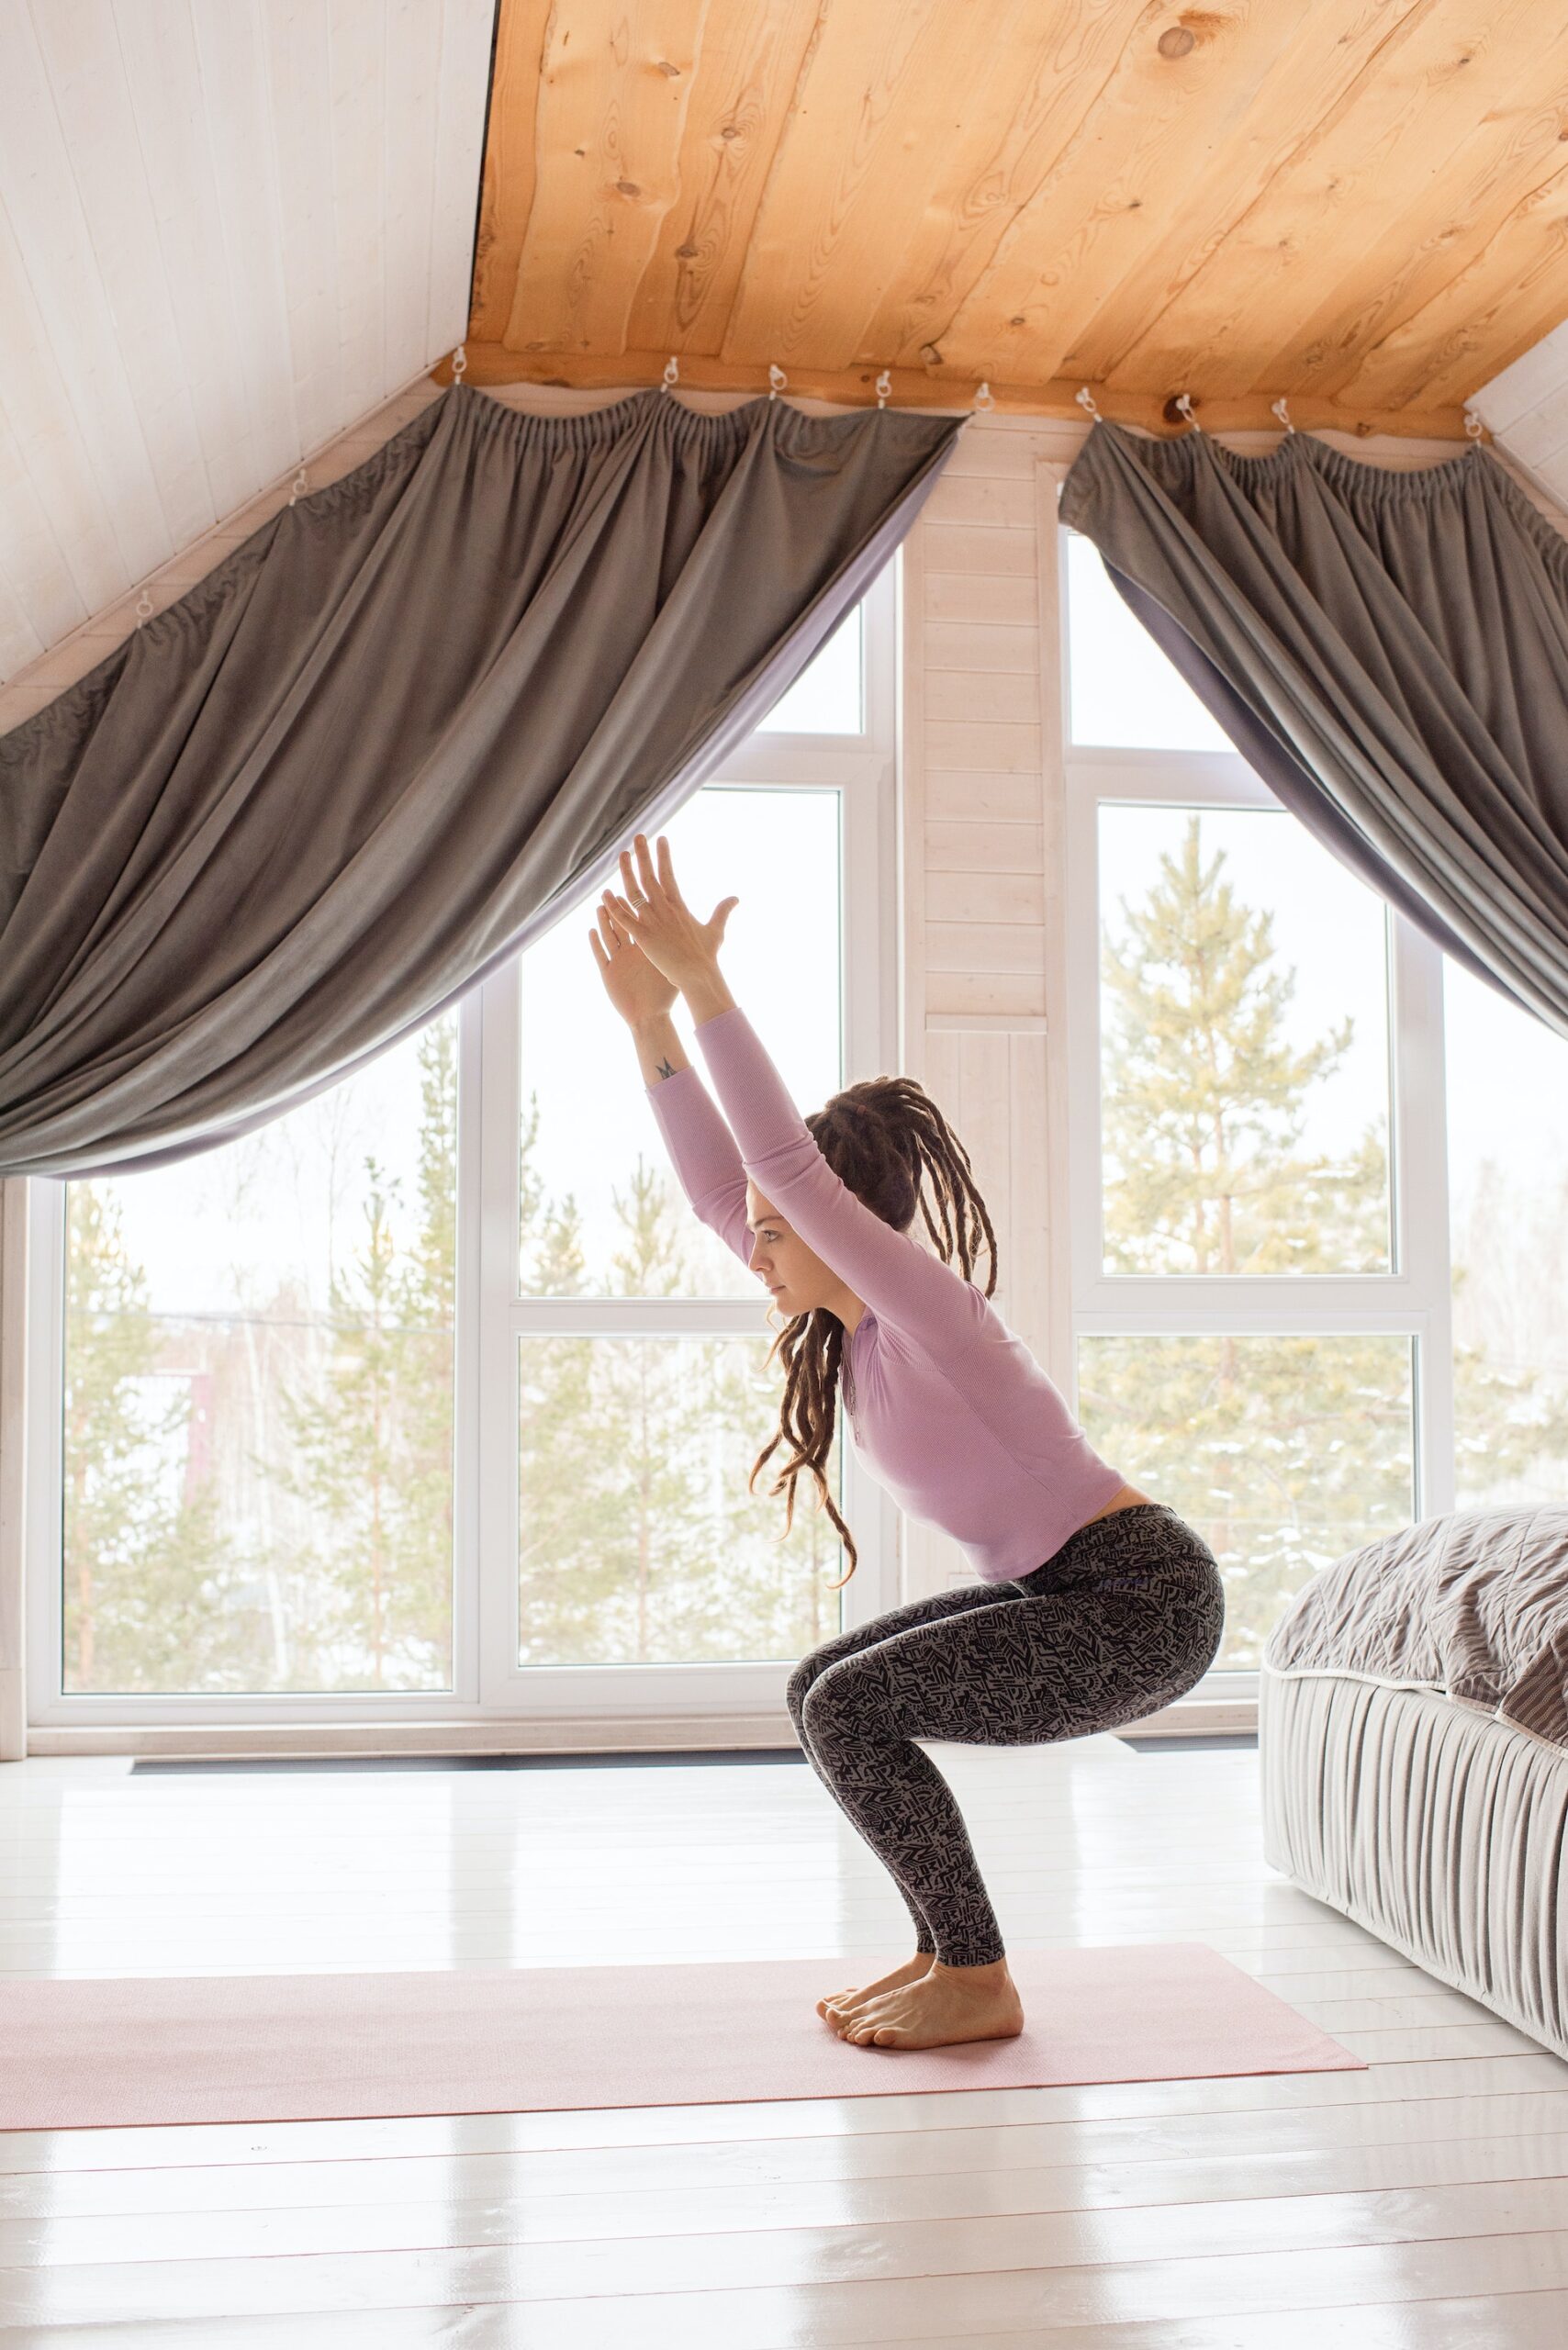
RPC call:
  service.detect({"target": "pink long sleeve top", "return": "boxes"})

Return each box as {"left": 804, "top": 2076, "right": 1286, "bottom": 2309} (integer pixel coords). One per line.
{"left": 644, "top": 1003, "right": 1127, "bottom": 1584}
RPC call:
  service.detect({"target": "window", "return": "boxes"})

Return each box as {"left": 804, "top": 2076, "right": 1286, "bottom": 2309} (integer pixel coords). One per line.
{"left": 28, "top": 564, "right": 900, "bottom": 1729}
{"left": 755, "top": 603, "right": 863, "bottom": 734}
{"left": 509, "top": 784, "right": 853, "bottom": 1684}
{"left": 1443, "top": 958, "right": 1568, "bottom": 1512}
{"left": 55, "top": 1022, "right": 460, "bottom": 1699}
{"left": 1061, "top": 527, "right": 1450, "bottom": 1683}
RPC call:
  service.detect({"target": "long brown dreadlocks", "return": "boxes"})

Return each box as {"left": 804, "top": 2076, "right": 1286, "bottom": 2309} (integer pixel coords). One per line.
{"left": 746, "top": 1072, "right": 999, "bottom": 1590}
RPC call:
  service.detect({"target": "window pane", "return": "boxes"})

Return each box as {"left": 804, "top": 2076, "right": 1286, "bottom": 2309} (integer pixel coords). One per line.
{"left": 756, "top": 604, "right": 863, "bottom": 733}
{"left": 1076, "top": 1332, "right": 1415, "bottom": 1668}
{"left": 518, "top": 1333, "right": 846, "bottom": 1663}
{"left": 1066, "top": 532, "right": 1232, "bottom": 750}
{"left": 62, "top": 1020, "right": 458, "bottom": 1694}
{"left": 521, "top": 785, "right": 842, "bottom": 1300}
{"left": 1444, "top": 959, "right": 1568, "bottom": 1509}
{"left": 1098, "top": 804, "right": 1392, "bottom": 1275}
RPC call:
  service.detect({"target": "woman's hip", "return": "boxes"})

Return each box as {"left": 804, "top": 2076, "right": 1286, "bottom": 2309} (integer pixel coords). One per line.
{"left": 1017, "top": 1501, "right": 1218, "bottom": 1599}
{"left": 1019, "top": 1504, "right": 1226, "bottom": 1675}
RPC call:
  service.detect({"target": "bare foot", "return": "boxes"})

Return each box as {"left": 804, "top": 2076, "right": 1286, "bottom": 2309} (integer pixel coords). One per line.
{"left": 816, "top": 1952, "right": 934, "bottom": 2025}
{"left": 832, "top": 1956, "right": 1025, "bottom": 2050}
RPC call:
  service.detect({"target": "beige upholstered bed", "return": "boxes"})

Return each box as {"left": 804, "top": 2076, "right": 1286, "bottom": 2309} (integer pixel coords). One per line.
{"left": 1260, "top": 1506, "right": 1568, "bottom": 2061}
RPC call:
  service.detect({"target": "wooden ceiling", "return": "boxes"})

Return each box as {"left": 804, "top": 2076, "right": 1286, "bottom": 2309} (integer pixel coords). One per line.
{"left": 439, "top": 0, "right": 1568, "bottom": 439}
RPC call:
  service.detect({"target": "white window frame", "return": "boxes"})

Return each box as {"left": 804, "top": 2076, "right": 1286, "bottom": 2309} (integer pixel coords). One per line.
{"left": 24, "top": 562, "right": 902, "bottom": 1732}
{"left": 1058, "top": 526, "right": 1455, "bottom": 1708}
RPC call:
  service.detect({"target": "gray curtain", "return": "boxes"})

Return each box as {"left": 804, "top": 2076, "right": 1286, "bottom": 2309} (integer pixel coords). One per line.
{"left": 1058, "top": 419, "right": 1568, "bottom": 1043}
{"left": 0, "top": 380, "right": 964, "bottom": 1181}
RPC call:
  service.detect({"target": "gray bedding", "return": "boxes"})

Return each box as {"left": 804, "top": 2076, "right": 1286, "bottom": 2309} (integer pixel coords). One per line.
{"left": 1263, "top": 1505, "right": 1568, "bottom": 1752}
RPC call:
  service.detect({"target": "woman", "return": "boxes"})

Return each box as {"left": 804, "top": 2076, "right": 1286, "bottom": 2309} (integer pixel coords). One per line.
{"left": 589, "top": 831, "right": 1226, "bottom": 2053}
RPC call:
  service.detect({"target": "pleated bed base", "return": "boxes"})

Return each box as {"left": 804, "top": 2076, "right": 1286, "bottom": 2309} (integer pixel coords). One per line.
{"left": 0, "top": 1941, "right": 1362, "bottom": 2131}
{"left": 1260, "top": 1665, "right": 1568, "bottom": 2061}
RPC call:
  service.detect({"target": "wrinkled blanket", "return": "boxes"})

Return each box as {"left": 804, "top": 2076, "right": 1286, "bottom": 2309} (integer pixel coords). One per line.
{"left": 1263, "top": 1506, "right": 1568, "bottom": 1751}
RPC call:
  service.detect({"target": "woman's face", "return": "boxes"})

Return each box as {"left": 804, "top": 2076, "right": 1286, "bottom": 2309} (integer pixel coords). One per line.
{"left": 745, "top": 1183, "right": 857, "bottom": 1325}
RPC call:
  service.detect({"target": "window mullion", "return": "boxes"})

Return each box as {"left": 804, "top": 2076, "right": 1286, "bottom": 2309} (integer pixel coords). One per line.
{"left": 1073, "top": 1279, "right": 1436, "bottom": 1328}
{"left": 1389, "top": 911, "right": 1455, "bottom": 1516}
{"left": 475, "top": 952, "right": 523, "bottom": 1713}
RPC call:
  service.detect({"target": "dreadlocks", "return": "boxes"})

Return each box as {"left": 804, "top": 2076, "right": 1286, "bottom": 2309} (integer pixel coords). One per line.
{"left": 745, "top": 1073, "right": 999, "bottom": 1589}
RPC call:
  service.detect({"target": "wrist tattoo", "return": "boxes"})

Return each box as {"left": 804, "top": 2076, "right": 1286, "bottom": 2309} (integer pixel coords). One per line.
{"left": 655, "top": 1057, "right": 676, "bottom": 1080}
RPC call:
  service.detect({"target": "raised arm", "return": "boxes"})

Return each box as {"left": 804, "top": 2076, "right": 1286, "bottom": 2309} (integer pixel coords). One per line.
{"left": 592, "top": 832, "right": 986, "bottom": 1349}
{"left": 642, "top": 1054, "right": 753, "bottom": 1269}
{"left": 690, "top": 1004, "right": 989, "bottom": 1359}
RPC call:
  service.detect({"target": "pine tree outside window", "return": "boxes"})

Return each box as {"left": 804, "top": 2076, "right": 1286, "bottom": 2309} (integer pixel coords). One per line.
{"left": 28, "top": 573, "right": 900, "bottom": 1732}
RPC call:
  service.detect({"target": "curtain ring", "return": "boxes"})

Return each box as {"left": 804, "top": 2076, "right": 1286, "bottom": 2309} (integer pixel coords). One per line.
{"left": 1464, "top": 408, "right": 1484, "bottom": 441}
{"left": 1075, "top": 385, "right": 1102, "bottom": 422}
{"left": 875, "top": 368, "right": 891, "bottom": 408}
{"left": 974, "top": 379, "right": 995, "bottom": 412}
{"left": 450, "top": 344, "right": 467, "bottom": 386}
{"left": 768, "top": 363, "right": 787, "bottom": 399}
{"left": 1271, "top": 396, "right": 1295, "bottom": 435}
{"left": 1174, "top": 390, "right": 1201, "bottom": 431}
{"left": 661, "top": 355, "right": 679, "bottom": 394}
{"left": 287, "top": 464, "right": 309, "bottom": 506}
{"left": 133, "top": 585, "right": 154, "bottom": 627}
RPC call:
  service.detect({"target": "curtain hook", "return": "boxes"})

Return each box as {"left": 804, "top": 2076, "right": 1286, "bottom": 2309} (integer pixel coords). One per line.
{"left": 661, "top": 355, "right": 679, "bottom": 394}
{"left": 1464, "top": 408, "right": 1484, "bottom": 441}
{"left": 287, "top": 464, "right": 309, "bottom": 506}
{"left": 768, "top": 363, "right": 787, "bottom": 399}
{"left": 450, "top": 343, "right": 467, "bottom": 386}
{"left": 974, "top": 379, "right": 995, "bottom": 412}
{"left": 875, "top": 368, "right": 891, "bottom": 408}
{"left": 1271, "top": 395, "right": 1295, "bottom": 435}
{"left": 133, "top": 584, "right": 154, "bottom": 627}
{"left": 1075, "top": 384, "right": 1103, "bottom": 422}
{"left": 1174, "top": 390, "right": 1202, "bottom": 432}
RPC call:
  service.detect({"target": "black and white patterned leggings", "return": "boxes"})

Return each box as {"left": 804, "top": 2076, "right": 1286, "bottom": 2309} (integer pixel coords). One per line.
{"left": 786, "top": 1501, "right": 1226, "bottom": 1969}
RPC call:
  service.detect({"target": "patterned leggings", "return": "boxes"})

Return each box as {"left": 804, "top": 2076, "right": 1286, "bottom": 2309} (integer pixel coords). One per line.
{"left": 785, "top": 1502, "right": 1226, "bottom": 1968}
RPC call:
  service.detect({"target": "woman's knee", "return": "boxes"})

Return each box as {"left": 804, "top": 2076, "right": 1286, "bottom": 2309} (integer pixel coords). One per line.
{"left": 798, "top": 1651, "right": 883, "bottom": 1759}
{"left": 785, "top": 1645, "right": 832, "bottom": 1731}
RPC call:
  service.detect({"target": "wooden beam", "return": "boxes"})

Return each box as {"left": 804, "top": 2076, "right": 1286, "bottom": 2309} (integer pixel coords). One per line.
{"left": 429, "top": 341, "right": 1482, "bottom": 440}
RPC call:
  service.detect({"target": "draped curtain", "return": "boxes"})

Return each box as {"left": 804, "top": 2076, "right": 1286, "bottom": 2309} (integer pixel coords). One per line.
{"left": 1058, "top": 419, "right": 1568, "bottom": 1043}
{"left": 0, "top": 380, "right": 965, "bottom": 1181}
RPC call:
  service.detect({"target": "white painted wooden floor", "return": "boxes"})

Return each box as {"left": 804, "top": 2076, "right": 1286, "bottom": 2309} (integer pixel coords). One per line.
{"left": 2, "top": 1733, "right": 1566, "bottom": 2345}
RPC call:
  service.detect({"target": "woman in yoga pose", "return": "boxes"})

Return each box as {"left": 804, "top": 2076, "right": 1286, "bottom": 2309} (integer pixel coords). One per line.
{"left": 589, "top": 832, "right": 1225, "bottom": 2053}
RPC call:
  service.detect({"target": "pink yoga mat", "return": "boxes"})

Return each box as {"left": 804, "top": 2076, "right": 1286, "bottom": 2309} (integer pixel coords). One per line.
{"left": 1, "top": 1942, "right": 1364, "bottom": 2131}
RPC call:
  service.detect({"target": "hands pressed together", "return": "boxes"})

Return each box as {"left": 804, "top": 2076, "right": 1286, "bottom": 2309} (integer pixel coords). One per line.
{"left": 588, "top": 831, "right": 739, "bottom": 1029}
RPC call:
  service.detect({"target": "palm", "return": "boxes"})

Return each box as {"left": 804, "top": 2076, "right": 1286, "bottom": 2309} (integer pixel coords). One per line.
{"left": 590, "top": 906, "right": 678, "bottom": 1024}
{"left": 588, "top": 831, "right": 738, "bottom": 1020}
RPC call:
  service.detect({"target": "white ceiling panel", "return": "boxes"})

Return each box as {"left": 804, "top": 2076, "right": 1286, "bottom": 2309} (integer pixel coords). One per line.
{"left": 0, "top": 0, "right": 496, "bottom": 685}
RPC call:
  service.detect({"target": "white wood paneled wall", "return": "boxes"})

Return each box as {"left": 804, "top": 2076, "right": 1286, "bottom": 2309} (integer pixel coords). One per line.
{"left": 1473, "top": 318, "right": 1568, "bottom": 511}
{"left": 0, "top": 0, "right": 497, "bottom": 687}
{"left": 897, "top": 415, "right": 1082, "bottom": 1602}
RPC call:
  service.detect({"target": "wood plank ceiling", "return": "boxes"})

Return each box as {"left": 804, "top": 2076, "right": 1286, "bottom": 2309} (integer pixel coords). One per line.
{"left": 447, "top": 0, "right": 1568, "bottom": 440}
